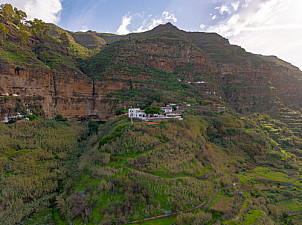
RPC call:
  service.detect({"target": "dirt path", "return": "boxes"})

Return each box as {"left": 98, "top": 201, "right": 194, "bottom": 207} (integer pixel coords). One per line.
{"left": 129, "top": 183, "right": 216, "bottom": 224}
{"left": 201, "top": 184, "right": 219, "bottom": 210}
{"left": 129, "top": 213, "right": 177, "bottom": 224}
{"left": 287, "top": 211, "right": 302, "bottom": 217}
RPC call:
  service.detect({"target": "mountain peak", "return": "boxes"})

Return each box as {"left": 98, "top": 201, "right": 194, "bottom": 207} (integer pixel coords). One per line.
{"left": 151, "top": 22, "right": 180, "bottom": 33}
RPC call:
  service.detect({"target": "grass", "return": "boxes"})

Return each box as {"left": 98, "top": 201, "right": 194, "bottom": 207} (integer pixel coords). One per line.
{"left": 207, "top": 188, "right": 222, "bottom": 209}
{"left": 276, "top": 199, "right": 302, "bottom": 213}
{"left": 238, "top": 172, "right": 257, "bottom": 186}
{"left": 0, "top": 42, "right": 43, "bottom": 67}
{"left": 237, "top": 166, "right": 299, "bottom": 189}
{"left": 252, "top": 167, "right": 296, "bottom": 183}
{"left": 223, "top": 221, "right": 239, "bottom": 225}
{"left": 242, "top": 210, "right": 266, "bottom": 225}
{"left": 53, "top": 208, "right": 68, "bottom": 225}
{"left": 99, "top": 123, "right": 130, "bottom": 147}
{"left": 210, "top": 195, "right": 233, "bottom": 213}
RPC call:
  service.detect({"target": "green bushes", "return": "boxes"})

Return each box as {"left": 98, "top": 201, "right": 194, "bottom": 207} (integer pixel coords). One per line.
{"left": 175, "top": 210, "right": 212, "bottom": 225}
{"left": 100, "top": 131, "right": 159, "bottom": 155}
{"left": 0, "top": 120, "right": 87, "bottom": 224}
{"left": 145, "top": 106, "right": 161, "bottom": 115}
{"left": 99, "top": 123, "right": 129, "bottom": 147}
{"left": 55, "top": 114, "right": 67, "bottom": 122}
{"left": 0, "top": 96, "right": 9, "bottom": 103}
{"left": 88, "top": 121, "right": 99, "bottom": 135}
{"left": 1, "top": 109, "right": 300, "bottom": 224}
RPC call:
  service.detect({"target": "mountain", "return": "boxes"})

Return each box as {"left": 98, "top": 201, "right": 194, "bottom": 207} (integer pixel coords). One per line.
{"left": 1, "top": 5, "right": 302, "bottom": 225}
{"left": 1, "top": 19, "right": 302, "bottom": 121}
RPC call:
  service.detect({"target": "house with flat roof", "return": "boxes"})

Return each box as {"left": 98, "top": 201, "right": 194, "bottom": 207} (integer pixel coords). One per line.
{"left": 128, "top": 104, "right": 183, "bottom": 121}
{"left": 161, "top": 105, "right": 173, "bottom": 113}
{"left": 128, "top": 108, "right": 147, "bottom": 119}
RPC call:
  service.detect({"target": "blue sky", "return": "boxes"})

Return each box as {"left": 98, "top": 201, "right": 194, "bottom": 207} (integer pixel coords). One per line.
{"left": 1, "top": 0, "right": 302, "bottom": 69}
{"left": 57, "top": 0, "right": 217, "bottom": 33}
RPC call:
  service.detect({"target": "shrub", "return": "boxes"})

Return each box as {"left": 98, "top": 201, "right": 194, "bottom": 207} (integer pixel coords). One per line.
{"left": 55, "top": 114, "right": 66, "bottom": 122}
{"left": 175, "top": 210, "right": 212, "bottom": 225}
{"left": 88, "top": 121, "right": 99, "bottom": 135}
{"left": 99, "top": 123, "right": 129, "bottom": 147}
{"left": 267, "top": 204, "right": 281, "bottom": 218}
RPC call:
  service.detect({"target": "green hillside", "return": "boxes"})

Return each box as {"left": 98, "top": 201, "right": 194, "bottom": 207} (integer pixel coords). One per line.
{"left": 0, "top": 4, "right": 302, "bottom": 225}
{"left": 1, "top": 110, "right": 300, "bottom": 224}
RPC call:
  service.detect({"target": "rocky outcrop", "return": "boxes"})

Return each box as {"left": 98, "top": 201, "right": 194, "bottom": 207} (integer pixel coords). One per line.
{"left": 0, "top": 62, "right": 129, "bottom": 120}
{"left": 1, "top": 23, "right": 302, "bottom": 120}
{"left": 217, "top": 60, "right": 302, "bottom": 113}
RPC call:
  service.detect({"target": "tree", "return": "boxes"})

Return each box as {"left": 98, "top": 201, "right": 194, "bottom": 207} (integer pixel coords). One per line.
{"left": 59, "top": 32, "right": 70, "bottom": 46}
{"left": 88, "top": 121, "right": 99, "bottom": 135}
{"left": 28, "top": 18, "right": 49, "bottom": 39}
{"left": 0, "top": 23, "right": 8, "bottom": 45}
{"left": 38, "top": 51, "right": 51, "bottom": 64}
{"left": 267, "top": 204, "right": 281, "bottom": 219}
{"left": 18, "top": 30, "right": 28, "bottom": 46}
{"left": 175, "top": 210, "right": 212, "bottom": 225}
{"left": 0, "top": 4, "right": 15, "bottom": 21}
{"left": 55, "top": 115, "right": 66, "bottom": 122}
{"left": 0, "top": 4, "right": 27, "bottom": 25}
{"left": 144, "top": 106, "right": 161, "bottom": 115}
{"left": 13, "top": 8, "right": 27, "bottom": 25}
{"left": 115, "top": 108, "right": 125, "bottom": 116}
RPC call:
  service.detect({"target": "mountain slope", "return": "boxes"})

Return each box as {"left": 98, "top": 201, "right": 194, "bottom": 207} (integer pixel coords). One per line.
{"left": 1, "top": 18, "right": 302, "bottom": 121}
{"left": 0, "top": 5, "right": 302, "bottom": 225}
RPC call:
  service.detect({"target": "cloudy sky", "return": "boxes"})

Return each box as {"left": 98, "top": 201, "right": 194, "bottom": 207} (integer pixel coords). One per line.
{"left": 1, "top": 0, "right": 301, "bottom": 69}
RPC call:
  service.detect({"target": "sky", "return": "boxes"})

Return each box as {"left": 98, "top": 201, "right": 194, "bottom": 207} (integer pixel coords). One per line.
{"left": 1, "top": 0, "right": 301, "bottom": 70}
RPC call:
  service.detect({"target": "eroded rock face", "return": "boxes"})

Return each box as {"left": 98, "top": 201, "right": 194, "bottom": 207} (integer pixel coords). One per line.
{"left": 0, "top": 36, "right": 217, "bottom": 120}
{"left": 217, "top": 61, "right": 302, "bottom": 113}
{"left": 1, "top": 31, "right": 302, "bottom": 121}
{"left": 0, "top": 64, "right": 123, "bottom": 120}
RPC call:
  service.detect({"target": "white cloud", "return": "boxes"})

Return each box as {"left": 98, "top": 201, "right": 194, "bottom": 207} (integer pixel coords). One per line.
{"left": 162, "top": 11, "right": 177, "bottom": 22}
{"left": 231, "top": 1, "right": 240, "bottom": 11}
{"left": 207, "top": 0, "right": 302, "bottom": 69}
{"left": 0, "top": 0, "right": 63, "bottom": 23}
{"left": 208, "top": 0, "right": 287, "bottom": 36}
{"left": 116, "top": 14, "right": 132, "bottom": 35}
{"left": 132, "top": 11, "right": 177, "bottom": 33}
{"left": 135, "top": 25, "right": 148, "bottom": 33}
{"left": 200, "top": 24, "right": 206, "bottom": 29}
{"left": 212, "top": 15, "right": 217, "bottom": 20}
{"left": 147, "top": 11, "right": 177, "bottom": 30}
{"left": 80, "top": 25, "right": 88, "bottom": 32}
{"left": 219, "top": 5, "right": 231, "bottom": 15}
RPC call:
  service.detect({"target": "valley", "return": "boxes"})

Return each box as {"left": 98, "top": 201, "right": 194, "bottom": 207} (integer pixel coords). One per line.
{"left": 0, "top": 4, "right": 302, "bottom": 225}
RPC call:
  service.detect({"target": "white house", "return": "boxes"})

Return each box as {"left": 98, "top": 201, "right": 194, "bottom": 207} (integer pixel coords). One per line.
{"left": 128, "top": 108, "right": 146, "bottom": 119}
{"left": 161, "top": 105, "right": 173, "bottom": 113}
{"left": 166, "top": 113, "right": 183, "bottom": 120}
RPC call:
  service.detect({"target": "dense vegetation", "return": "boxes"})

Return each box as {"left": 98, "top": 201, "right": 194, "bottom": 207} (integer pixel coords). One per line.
{"left": 0, "top": 119, "right": 91, "bottom": 224}
{"left": 49, "top": 111, "right": 301, "bottom": 224}
{"left": 0, "top": 3, "right": 101, "bottom": 73}
{"left": 1, "top": 112, "right": 301, "bottom": 224}
{"left": 1, "top": 3, "right": 302, "bottom": 225}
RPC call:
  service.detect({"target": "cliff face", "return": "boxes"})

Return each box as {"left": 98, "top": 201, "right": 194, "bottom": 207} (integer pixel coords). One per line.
{"left": 1, "top": 23, "right": 302, "bottom": 121}
{"left": 0, "top": 63, "right": 128, "bottom": 120}
{"left": 0, "top": 33, "right": 219, "bottom": 120}
{"left": 217, "top": 60, "right": 302, "bottom": 113}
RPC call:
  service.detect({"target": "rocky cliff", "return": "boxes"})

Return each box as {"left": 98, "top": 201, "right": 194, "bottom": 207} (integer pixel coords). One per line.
{"left": 0, "top": 62, "right": 132, "bottom": 120}
{"left": 1, "top": 22, "right": 302, "bottom": 121}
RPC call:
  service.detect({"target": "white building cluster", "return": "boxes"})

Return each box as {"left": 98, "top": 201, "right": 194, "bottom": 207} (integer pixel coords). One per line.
{"left": 1, "top": 110, "right": 32, "bottom": 123}
{"left": 128, "top": 105, "right": 182, "bottom": 121}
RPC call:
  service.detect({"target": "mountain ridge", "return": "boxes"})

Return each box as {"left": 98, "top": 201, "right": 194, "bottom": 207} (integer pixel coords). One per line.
{"left": 1, "top": 5, "right": 302, "bottom": 225}
{"left": 1, "top": 16, "right": 302, "bottom": 121}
